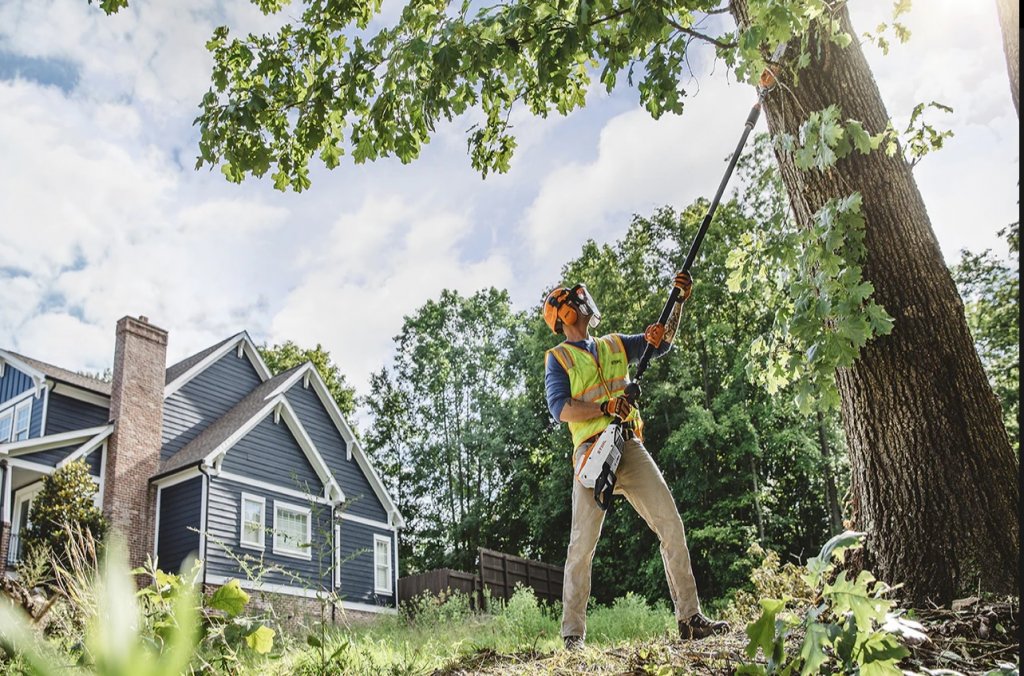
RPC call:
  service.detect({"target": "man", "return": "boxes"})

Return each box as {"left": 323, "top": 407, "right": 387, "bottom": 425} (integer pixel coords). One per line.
{"left": 543, "top": 271, "right": 729, "bottom": 649}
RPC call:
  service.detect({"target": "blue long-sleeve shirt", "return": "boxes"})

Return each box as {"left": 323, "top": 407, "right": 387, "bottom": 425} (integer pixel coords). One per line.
{"left": 544, "top": 334, "right": 671, "bottom": 421}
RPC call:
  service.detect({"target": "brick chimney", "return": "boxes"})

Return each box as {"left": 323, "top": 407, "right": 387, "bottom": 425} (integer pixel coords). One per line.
{"left": 104, "top": 315, "right": 168, "bottom": 570}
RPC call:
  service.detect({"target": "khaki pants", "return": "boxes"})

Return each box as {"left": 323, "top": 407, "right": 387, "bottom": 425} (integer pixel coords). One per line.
{"left": 561, "top": 436, "right": 701, "bottom": 639}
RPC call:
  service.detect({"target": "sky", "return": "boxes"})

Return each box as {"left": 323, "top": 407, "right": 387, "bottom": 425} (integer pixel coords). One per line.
{"left": 0, "top": 0, "right": 1018, "bottom": 414}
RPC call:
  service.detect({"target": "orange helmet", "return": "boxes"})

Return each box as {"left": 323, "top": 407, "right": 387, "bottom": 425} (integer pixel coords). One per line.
{"left": 543, "top": 284, "right": 601, "bottom": 334}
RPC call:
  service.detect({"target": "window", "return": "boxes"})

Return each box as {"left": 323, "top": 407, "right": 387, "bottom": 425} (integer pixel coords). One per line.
{"left": 0, "top": 408, "right": 12, "bottom": 442}
{"left": 273, "top": 502, "right": 311, "bottom": 559}
{"left": 239, "top": 494, "right": 265, "bottom": 550}
{"left": 374, "top": 534, "right": 392, "bottom": 594}
{"left": 12, "top": 400, "right": 31, "bottom": 441}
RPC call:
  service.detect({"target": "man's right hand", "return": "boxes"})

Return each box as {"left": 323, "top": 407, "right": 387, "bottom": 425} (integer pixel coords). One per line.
{"left": 600, "top": 397, "right": 633, "bottom": 419}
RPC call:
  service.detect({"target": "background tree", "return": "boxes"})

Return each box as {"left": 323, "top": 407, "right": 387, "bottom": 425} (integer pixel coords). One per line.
{"left": 22, "top": 460, "right": 108, "bottom": 573}
{"left": 363, "top": 289, "right": 534, "bottom": 572}
{"left": 258, "top": 341, "right": 356, "bottom": 417}
{"left": 951, "top": 223, "right": 1020, "bottom": 451}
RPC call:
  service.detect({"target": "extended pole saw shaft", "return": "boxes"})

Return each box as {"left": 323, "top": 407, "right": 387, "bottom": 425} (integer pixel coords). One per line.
{"left": 626, "top": 101, "right": 763, "bottom": 396}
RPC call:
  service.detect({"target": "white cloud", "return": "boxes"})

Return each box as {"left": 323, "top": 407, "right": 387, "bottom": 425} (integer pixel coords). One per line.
{"left": 270, "top": 193, "right": 515, "bottom": 393}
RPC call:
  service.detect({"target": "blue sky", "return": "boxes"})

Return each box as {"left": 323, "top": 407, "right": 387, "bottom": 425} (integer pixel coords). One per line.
{"left": 0, "top": 0, "right": 1018, "bottom": 409}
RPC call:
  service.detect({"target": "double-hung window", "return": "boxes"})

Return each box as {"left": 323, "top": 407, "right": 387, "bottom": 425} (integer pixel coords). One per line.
{"left": 11, "top": 400, "right": 31, "bottom": 441}
{"left": 273, "top": 502, "right": 311, "bottom": 559}
{"left": 239, "top": 494, "right": 266, "bottom": 550}
{"left": 373, "top": 534, "right": 392, "bottom": 594}
{"left": 0, "top": 408, "right": 12, "bottom": 442}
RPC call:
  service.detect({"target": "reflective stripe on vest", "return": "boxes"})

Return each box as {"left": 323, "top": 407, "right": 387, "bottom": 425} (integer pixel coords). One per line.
{"left": 547, "top": 335, "right": 643, "bottom": 450}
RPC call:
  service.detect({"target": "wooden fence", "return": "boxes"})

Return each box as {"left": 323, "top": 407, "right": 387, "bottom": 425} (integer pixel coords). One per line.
{"left": 397, "top": 548, "right": 564, "bottom": 611}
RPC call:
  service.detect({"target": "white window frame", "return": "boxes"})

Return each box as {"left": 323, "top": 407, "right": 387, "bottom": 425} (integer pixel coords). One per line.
{"left": 334, "top": 524, "right": 342, "bottom": 587}
{"left": 239, "top": 493, "right": 266, "bottom": 551}
{"left": 373, "top": 534, "right": 393, "bottom": 594}
{"left": 12, "top": 400, "right": 31, "bottom": 442}
{"left": 0, "top": 407, "right": 13, "bottom": 442}
{"left": 273, "top": 501, "right": 312, "bottom": 560}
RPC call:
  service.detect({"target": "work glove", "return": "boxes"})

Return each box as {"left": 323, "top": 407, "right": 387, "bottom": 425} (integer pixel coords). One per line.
{"left": 673, "top": 271, "right": 693, "bottom": 302}
{"left": 600, "top": 396, "right": 633, "bottom": 420}
{"left": 644, "top": 322, "right": 666, "bottom": 348}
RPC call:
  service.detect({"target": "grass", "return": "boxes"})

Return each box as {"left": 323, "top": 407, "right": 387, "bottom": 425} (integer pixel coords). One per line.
{"left": 260, "top": 587, "right": 680, "bottom": 675}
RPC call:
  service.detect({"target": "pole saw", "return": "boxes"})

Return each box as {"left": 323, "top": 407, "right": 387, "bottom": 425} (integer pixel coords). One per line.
{"left": 577, "top": 56, "right": 783, "bottom": 511}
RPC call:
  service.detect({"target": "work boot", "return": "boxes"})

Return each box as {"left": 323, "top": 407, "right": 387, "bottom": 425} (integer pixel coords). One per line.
{"left": 678, "top": 613, "right": 730, "bottom": 640}
{"left": 563, "top": 635, "right": 585, "bottom": 651}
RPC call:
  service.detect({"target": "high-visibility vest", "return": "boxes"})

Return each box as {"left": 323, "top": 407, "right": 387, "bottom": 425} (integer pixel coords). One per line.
{"left": 546, "top": 334, "right": 644, "bottom": 451}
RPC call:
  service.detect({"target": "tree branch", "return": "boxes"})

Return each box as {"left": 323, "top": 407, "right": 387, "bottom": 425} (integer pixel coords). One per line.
{"left": 665, "top": 19, "right": 736, "bottom": 49}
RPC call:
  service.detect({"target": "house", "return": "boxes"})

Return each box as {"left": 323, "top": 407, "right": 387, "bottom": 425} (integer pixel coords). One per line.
{"left": 0, "top": 316, "right": 404, "bottom": 617}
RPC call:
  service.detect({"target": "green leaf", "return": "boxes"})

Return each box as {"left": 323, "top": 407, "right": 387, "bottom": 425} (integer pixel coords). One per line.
{"left": 846, "top": 120, "right": 872, "bottom": 154}
{"left": 858, "top": 631, "right": 907, "bottom": 674}
{"left": 209, "top": 579, "right": 250, "bottom": 618}
{"left": 307, "top": 634, "right": 322, "bottom": 648}
{"left": 825, "top": 571, "right": 892, "bottom": 631}
{"left": 799, "top": 622, "right": 831, "bottom": 676}
{"left": 745, "top": 598, "right": 786, "bottom": 659}
{"left": 246, "top": 625, "right": 276, "bottom": 654}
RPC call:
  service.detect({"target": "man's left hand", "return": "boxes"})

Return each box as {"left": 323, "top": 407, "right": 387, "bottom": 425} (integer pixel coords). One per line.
{"left": 644, "top": 323, "right": 666, "bottom": 348}
{"left": 674, "top": 271, "right": 693, "bottom": 301}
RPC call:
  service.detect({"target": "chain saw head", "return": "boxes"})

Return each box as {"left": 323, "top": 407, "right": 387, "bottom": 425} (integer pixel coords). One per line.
{"left": 544, "top": 284, "right": 602, "bottom": 334}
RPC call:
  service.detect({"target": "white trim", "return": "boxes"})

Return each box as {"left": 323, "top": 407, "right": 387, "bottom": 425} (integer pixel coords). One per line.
{"left": 0, "top": 351, "right": 46, "bottom": 394}
{"left": 338, "top": 511, "right": 397, "bottom": 531}
{"left": 216, "top": 471, "right": 332, "bottom": 505}
{"left": 199, "top": 472, "right": 209, "bottom": 562}
{"left": 56, "top": 426, "right": 114, "bottom": 468}
{"left": 165, "top": 333, "right": 273, "bottom": 399}
{"left": 0, "top": 408, "right": 12, "bottom": 447}
{"left": 0, "top": 360, "right": 4, "bottom": 377}
{"left": 50, "top": 383, "right": 110, "bottom": 408}
{"left": 6, "top": 458, "right": 57, "bottom": 475}
{"left": 10, "top": 482, "right": 45, "bottom": 545}
{"left": 236, "top": 342, "right": 245, "bottom": 359}
{"left": 39, "top": 384, "right": 50, "bottom": 437}
{"left": 297, "top": 364, "right": 406, "bottom": 528}
{"left": 1, "top": 464, "right": 11, "bottom": 522}
{"left": 3, "top": 425, "right": 110, "bottom": 456}
{"left": 334, "top": 523, "right": 341, "bottom": 588}
{"left": 0, "top": 389, "right": 37, "bottom": 413}
{"left": 201, "top": 395, "right": 343, "bottom": 504}
{"left": 202, "top": 574, "right": 398, "bottom": 614}
{"left": 96, "top": 443, "right": 106, "bottom": 505}
{"left": 154, "top": 486, "right": 163, "bottom": 559}
{"left": 272, "top": 500, "right": 312, "bottom": 560}
{"left": 373, "top": 533, "right": 393, "bottom": 595}
{"left": 239, "top": 493, "right": 266, "bottom": 551}
{"left": 152, "top": 467, "right": 202, "bottom": 489}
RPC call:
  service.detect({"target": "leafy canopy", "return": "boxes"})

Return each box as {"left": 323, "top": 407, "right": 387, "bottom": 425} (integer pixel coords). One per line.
{"left": 258, "top": 340, "right": 357, "bottom": 417}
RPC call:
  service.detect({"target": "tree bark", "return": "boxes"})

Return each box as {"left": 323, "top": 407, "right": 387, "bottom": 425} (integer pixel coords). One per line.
{"left": 996, "top": 0, "right": 1020, "bottom": 115}
{"left": 730, "top": 2, "right": 1019, "bottom": 605}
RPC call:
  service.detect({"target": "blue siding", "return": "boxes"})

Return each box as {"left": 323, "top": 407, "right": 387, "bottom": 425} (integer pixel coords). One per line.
{"left": 286, "top": 385, "right": 388, "bottom": 522}
{"left": 161, "top": 351, "right": 265, "bottom": 461}
{"left": 0, "top": 363, "right": 33, "bottom": 405}
{"left": 205, "top": 476, "right": 333, "bottom": 590}
{"left": 221, "top": 416, "right": 322, "bottom": 491}
{"left": 29, "top": 395, "right": 44, "bottom": 439}
{"left": 157, "top": 477, "right": 203, "bottom": 575}
{"left": 45, "top": 393, "right": 108, "bottom": 435}
{"left": 16, "top": 443, "right": 80, "bottom": 468}
{"left": 339, "top": 520, "right": 396, "bottom": 606}
{"left": 14, "top": 444, "right": 102, "bottom": 475}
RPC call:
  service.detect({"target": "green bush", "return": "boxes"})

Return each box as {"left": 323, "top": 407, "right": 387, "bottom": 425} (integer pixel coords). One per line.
{"left": 495, "top": 585, "right": 559, "bottom": 648}
{"left": 22, "top": 460, "right": 107, "bottom": 573}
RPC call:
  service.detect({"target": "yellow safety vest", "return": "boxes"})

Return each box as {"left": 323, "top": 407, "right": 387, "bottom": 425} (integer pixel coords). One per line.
{"left": 546, "top": 334, "right": 644, "bottom": 451}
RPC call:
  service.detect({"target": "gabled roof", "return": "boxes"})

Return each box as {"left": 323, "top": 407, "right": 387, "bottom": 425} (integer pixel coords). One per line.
{"left": 158, "top": 367, "right": 301, "bottom": 477}
{"left": 0, "top": 425, "right": 112, "bottom": 457}
{"left": 0, "top": 349, "right": 111, "bottom": 396}
{"left": 164, "top": 332, "right": 273, "bottom": 398}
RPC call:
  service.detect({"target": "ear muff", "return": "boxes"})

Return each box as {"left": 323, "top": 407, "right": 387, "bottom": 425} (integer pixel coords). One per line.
{"left": 544, "top": 287, "right": 578, "bottom": 334}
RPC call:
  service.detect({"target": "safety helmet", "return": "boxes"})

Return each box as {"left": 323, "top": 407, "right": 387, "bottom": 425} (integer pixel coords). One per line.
{"left": 543, "top": 284, "right": 602, "bottom": 334}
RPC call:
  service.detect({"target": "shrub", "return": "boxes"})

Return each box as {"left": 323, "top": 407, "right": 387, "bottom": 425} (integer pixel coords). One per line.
{"left": 587, "top": 593, "right": 675, "bottom": 643}
{"left": 22, "top": 460, "right": 107, "bottom": 574}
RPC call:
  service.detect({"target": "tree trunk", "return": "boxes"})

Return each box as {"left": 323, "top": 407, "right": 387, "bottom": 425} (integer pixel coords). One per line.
{"left": 730, "top": 2, "right": 1019, "bottom": 605}
{"left": 816, "top": 410, "right": 844, "bottom": 535}
{"left": 996, "top": 0, "right": 1020, "bottom": 115}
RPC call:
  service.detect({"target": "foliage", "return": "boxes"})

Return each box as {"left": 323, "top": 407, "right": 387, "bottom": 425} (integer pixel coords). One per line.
{"left": 363, "top": 288, "right": 535, "bottom": 573}
{"left": 736, "top": 531, "right": 920, "bottom": 676}
{"left": 951, "top": 223, "right": 1019, "bottom": 451}
{"left": 258, "top": 340, "right": 356, "bottom": 417}
{"left": 22, "top": 460, "right": 108, "bottom": 575}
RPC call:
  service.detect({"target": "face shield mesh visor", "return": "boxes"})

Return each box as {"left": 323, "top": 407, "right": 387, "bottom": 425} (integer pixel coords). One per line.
{"left": 571, "top": 285, "right": 602, "bottom": 328}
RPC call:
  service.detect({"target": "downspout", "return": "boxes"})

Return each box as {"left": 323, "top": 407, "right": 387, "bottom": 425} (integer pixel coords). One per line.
{"left": 331, "top": 502, "right": 336, "bottom": 625}
{"left": 198, "top": 463, "right": 212, "bottom": 591}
